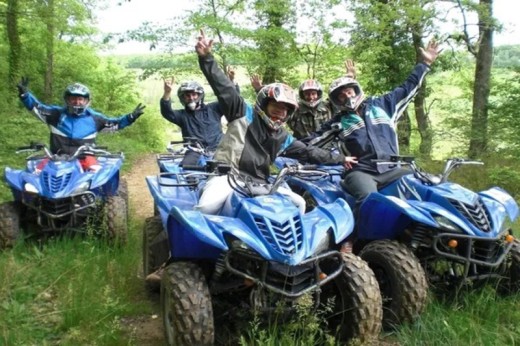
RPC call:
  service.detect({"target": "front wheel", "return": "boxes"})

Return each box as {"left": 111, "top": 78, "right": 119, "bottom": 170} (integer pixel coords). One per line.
{"left": 104, "top": 196, "right": 128, "bottom": 245}
{"left": 0, "top": 202, "right": 21, "bottom": 249}
{"left": 161, "top": 261, "right": 214, "bottom": 346}
{"left": 359, "top": 240, "right": 428, "bottom": 328}
{"left": 321, "top": 253, "right": 382, "bottom": 343}
{"left": 499, "top": 239, "right": 520, "bottom": 294}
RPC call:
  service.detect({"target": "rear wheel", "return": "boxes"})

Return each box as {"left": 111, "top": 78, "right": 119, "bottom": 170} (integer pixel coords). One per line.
{"left": 104, "top": 196, "right": 128, "bottom": 245}
{"left": 0, "top": 202, "right": 21, "bottom": 249}
{"left": 161, "top": 261, "right": 214, "bottom": 346}
{"left": 117, "top": 178, "right": 129, "bottom": 215}
{"left": 320, "top": 253, "right": 382, "bottom": 343}
{"left": 143, "top": 216, "right": 165, "bottom": 291}
{"left": 359, "top": 240, "right": 428, "bottom": 328}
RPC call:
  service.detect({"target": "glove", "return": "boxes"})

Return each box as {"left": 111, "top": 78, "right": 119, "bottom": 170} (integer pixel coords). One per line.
{"left": 17, "top": 77, "right": 29, "bottom": 97}
{"left": 129, "top": 103, "right": 146, "bottom": 122}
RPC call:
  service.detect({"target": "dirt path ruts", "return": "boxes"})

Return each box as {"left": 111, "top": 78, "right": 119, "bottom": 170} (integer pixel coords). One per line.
{"left": 121, "top": 153, "right": 164, "bottom": 345}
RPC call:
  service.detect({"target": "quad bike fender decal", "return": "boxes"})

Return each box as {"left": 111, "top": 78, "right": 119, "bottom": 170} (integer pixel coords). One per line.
{"left": 480, "top": 187, "right": 519, "bottom": 221}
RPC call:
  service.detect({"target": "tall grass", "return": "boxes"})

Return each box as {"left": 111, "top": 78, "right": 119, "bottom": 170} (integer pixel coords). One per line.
{"left": 0, "top": 218, "right": 150, "bottom": 345}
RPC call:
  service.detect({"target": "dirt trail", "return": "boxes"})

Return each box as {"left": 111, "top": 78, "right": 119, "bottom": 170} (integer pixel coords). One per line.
{"left": 121, "top": 153, "right": 164, "bottom": 345}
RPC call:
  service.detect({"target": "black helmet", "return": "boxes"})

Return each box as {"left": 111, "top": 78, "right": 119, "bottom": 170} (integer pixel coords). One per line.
{"left": 255, "top": 83, "right": 298, "bottom": 131}
{"left": 298, "top": 79, "right": 323, "bottom": 108}
{"left": 328, "top": 77, "right": 365, "bottom": 112}
{"left": 63, "top": 83, "right": 91, "bottom": 115}
{"left": 177, "top": 81, "right": 205, "bottom": 111}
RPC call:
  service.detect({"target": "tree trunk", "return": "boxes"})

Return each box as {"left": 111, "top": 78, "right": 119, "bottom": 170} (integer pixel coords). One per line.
{"left": 468, "top": 0, "right": 494, "bottom": 158}
{"left": 44, "top": 0, "right": 55, "bottom": 102}
{"left": 397, "top": 110, "right": 411, "bottom": 153}
{"left": 6, "top": 0, "right": 22, "bottom": 90}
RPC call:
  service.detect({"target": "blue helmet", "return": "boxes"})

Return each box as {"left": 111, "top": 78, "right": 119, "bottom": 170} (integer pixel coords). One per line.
{"left": 63, "top": 83, "right": 91, "bottom": 115}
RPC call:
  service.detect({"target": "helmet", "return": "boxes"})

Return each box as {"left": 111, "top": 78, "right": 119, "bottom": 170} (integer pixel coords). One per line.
{"left": 177, "top": 81, "right": 205, "bottom": 111}
{"left": 328, "top": 77, "right": 365, "bottom": 112}
{"left": 63, "top": 83, "right": 90, "bottom": 115}
{"left": 298, "top": 79, "right": 323, "bottom": 108}
{"left": 255, "top": 83, "right": 298, "bottom": 131}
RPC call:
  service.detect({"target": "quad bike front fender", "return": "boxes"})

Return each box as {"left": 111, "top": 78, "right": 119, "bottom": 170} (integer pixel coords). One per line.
{"left": 89, "top": 157, "right": 123, "bottom": 190}
{"left": 4, "top": 167, "right": 25, "bottom": 192}
{"left": 167, "top": 206, "right": 273, "bottom": 259}
{"left": 480, "top": 187, "right": 519, "bottom": 222}
{"left": 304, "top": 198, "right": 354, "bottom": 248}
{"left": 358, "top": 193, "right": 439, "bottom": 240}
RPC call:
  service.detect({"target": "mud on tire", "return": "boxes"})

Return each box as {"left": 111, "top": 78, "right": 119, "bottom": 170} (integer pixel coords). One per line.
{"left": 161, "top": 261, "right": 214, "bottom": 346}
{"left": 359, "top": 240, "right": 428, "bottom": 328}
{"left": 105, "top": 196, "right": 128, "bottom": 245}
{"left": 320, "top": 252, "right": 382, "bottom": 343}
{"left": 0, "top": 202, "right": 21, "bottom": 249}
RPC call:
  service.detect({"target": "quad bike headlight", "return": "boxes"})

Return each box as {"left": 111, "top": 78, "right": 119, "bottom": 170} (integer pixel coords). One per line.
{"left": 433, "top": 215, "right": 463, "bottom": 233}
{"left": 72, "top": 181, "right": 90, "bottom": 194}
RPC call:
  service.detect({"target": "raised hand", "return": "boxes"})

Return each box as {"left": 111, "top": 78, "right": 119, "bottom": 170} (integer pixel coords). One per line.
{"left": 163, "top": 77, "right": 174, "bottom": 93}
{"left": 130, "top": 103, "right": 146, "bottom": 121}
{"left": 250, "top": 74, "right": 263, "bottom": 92}
{"left": 195, "top": 29, "right": 213, "bottom": 57}
{"left": 17, "top": 76, "right": 29, "bottom": 96}
{"left": 345, "top": 59, "right": 357, "bottom": 79}
{"left": 226, "top": 66, "right": 236, "bottom": 82}
{"left": 420, "top": 39, "right": 442, "bottom": 66}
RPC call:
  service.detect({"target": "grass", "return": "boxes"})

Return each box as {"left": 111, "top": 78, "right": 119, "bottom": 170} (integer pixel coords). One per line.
{"left": 0, "top": 216, "right": 150, "bottom": 345}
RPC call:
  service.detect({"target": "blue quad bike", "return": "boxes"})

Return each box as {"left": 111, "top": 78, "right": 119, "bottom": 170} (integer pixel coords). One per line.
{"left": 276, "top": 126, "right": 520, "bottom": 327}
{"left": 143, "top": 162, "right": 383, "bottom": 345}
{"left": 0, "top": 142, "right": 128, "bottom": 248}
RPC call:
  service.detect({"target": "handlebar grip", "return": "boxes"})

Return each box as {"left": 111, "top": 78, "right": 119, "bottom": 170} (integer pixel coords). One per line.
{"left": 301, "top": 164, "right": 319, "bottom": 170}
{"left": 16, "top": 146, "right": 33, "bottom": 151}
{"left": 169, "top": 140, "right": 185, "bottom": 145}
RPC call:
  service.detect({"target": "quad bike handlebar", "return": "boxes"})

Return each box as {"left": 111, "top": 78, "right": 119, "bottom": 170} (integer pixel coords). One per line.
{"left": 374, "top": 155, "right": 484, "bottom": 184}
{"left": 16, "top": 142, "right": 123, "bottom": 161}
{"left": 167, "top": 137, "right": 208, "bottom": 155}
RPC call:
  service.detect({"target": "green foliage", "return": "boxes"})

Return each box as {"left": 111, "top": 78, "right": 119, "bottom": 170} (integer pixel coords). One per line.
{"left": 494, "top": 45, "right": 520, "bottom": 68}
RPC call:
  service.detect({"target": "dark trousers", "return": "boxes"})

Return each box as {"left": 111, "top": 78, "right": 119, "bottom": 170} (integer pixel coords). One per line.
{"left": 342, "top": 168, "right": 410, "bottom": 218}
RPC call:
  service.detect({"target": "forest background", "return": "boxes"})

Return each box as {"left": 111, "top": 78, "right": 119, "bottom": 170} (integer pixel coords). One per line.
{"left": 1, "top": 0, "right": 520, "bottom": 344}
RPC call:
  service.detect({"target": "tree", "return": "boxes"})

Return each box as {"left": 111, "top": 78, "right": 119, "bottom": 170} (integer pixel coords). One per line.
{"left": 6, "top": 0, "right": 22, "bottom": 91}
{"left": 348, "top": 0, "right": 438, "bottom": 156}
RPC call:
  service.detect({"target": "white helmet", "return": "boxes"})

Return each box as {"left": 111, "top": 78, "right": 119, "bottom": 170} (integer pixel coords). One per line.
{"left": 328, "top": 77, "right": 365, "bottom": 112}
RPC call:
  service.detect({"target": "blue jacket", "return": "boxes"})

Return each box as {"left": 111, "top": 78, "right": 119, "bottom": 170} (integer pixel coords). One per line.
{"left": 20, "top": 92, "right": 136, "bottom": 155}
{"left": 319, "top": 63, "right": 430, "bottom": 174}
{"left": 159, "top": 99, "right": 224, "bottom": 151}
{"left": 198, "top": 54, "right": 344, "bottom": 181}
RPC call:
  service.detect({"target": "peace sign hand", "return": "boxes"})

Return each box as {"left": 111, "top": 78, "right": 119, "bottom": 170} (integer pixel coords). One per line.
{"left": 195, "top": 29, "right": 213, "bottom": 57}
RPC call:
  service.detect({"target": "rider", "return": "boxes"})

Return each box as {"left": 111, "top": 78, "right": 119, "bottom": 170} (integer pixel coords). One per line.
{"left": 194, "top": 29, "right": 347, "bottom": 215}
{"left": 160, "top": 67, "right": 239, "bottom": 166}
{"left": 250, "top": 60, "right": 357, "bottom": 140}
{"left": 319, "top": 40, "right": 441, "bottom": 221}
{"left": 17, "top": 79, "right": 145, "bottom": 172}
